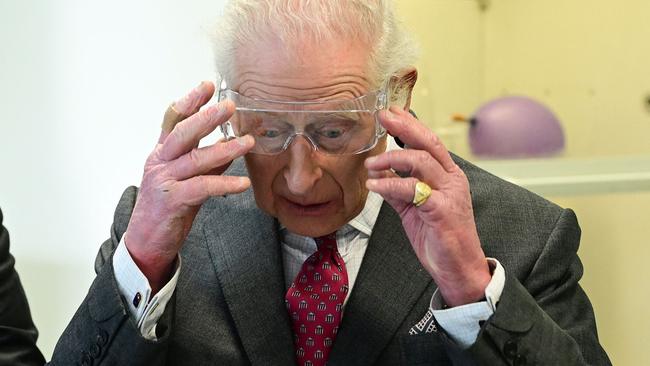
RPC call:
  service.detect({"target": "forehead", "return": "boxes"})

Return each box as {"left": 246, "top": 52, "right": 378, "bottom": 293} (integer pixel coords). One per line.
{"left": 232, "top": 35, "right": 374, "bottom": 101}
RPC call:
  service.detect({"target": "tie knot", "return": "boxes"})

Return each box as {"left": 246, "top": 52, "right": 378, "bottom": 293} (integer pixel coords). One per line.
{"left": 314, "top": 233, "right": 337, "bottom": 251}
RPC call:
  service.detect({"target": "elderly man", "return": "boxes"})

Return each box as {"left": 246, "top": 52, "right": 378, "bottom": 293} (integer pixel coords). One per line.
{"left": 52, "top": 1, "right": 609, "bottom": 365}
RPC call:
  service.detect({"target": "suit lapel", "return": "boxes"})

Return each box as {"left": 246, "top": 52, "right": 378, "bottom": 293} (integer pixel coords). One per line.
{"left": 328, "top": 202, "right": 435, "bottom": 365}
{"left": 201, "top": 190, "right": 295, "bottom": 366}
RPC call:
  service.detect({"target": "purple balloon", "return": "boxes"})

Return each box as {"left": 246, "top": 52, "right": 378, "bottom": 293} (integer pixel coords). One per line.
{"left": 469, "top": 96, "right": 565, "bottom": 158}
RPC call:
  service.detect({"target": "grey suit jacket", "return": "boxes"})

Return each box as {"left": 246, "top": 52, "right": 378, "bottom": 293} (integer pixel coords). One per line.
{"left": 50, "top": 156, "right": 610, "bottom": 365}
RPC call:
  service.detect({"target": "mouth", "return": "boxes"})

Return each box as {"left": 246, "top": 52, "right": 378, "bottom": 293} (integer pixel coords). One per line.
{"left": 280, "top": 197, "right": 335, "bottom": 217}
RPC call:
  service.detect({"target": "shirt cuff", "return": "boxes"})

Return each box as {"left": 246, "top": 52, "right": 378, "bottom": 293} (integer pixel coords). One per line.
{"left": 113, "top": 236, "right": 181, "bottom": 340}
{"left": 428, "top": 258, "right": 505, "bottom": 348}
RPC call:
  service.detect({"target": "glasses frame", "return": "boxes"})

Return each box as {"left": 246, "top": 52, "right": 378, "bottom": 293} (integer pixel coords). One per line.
{"left": 216, "top": 79, "right": 389, "bottom": 156}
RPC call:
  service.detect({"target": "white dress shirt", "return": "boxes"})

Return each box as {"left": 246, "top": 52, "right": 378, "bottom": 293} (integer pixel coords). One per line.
{"left": 113, "top": 189, "right": 505, "bottom": 348}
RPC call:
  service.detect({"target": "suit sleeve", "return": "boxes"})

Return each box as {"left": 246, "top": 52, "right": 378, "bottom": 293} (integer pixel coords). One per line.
{"left": 0, "top": 209, "right": 46, "bottom": 366}
{"left": 49, "top": 187, "right": 174, "bottom": 366}
{"left": 443, "top": 209, "right": 611, "bottom": 365}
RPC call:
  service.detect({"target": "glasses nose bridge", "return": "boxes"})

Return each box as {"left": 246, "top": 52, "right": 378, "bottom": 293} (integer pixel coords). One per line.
{"left": 283, "top": 131, "right": 319, "bottom": 152}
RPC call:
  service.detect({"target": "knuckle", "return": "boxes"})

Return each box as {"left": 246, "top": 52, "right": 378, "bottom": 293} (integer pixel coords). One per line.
{"left": 147, "top": 145, "right": 165, "bottom": 163}
{"left": 226, "top": 139, "right": 241, "bottom": 157}
{"left": 210, "top": 141, "right": 232, "bottom": 164}
{"left": 428, "top": 132, "right": 442, "bottom": 148}
{"left": 198, "top": 105, "right": 219, "bottom": 125}
{"left": 173, "top": 121, "right": 191, "bottom": 143}
{"left": 453, "top": 165, "right": 467, "bottom": 180}
{"left": 188, "top": 147, "right": 203, "bottom": 169}
{"left": 184, "top": 96, "right": 203, "bottom": 115}
{"left": 414, "top": 150, "right": 430, "bottom": 166}
{"left": 196, "top": 176, "right": 213, "bottom": 197}
{"left": 387, "top": 178, "right": 404, "bottom": 193}
{"left": 196, "top": 107, "right": 211, "bottom": 122}
{"left": 227, "top": 138, "right": 248, "bottom": 158}
{"left": 384, "top": 150, "right": 397, "bottom": 163}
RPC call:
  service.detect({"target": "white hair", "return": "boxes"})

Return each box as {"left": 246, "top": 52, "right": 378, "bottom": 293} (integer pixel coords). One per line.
{"left": 212, "top": 0, "right": 418, "bottom": 92}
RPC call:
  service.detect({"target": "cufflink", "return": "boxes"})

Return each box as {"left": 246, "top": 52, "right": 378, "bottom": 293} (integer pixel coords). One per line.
{"left": 133, "top": 292, "right": 142, "bottom": 308}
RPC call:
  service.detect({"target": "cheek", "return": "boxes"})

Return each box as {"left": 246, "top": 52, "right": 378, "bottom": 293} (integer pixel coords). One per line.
{"left": 338, "top": 138, "right": 386, "bottom": 210}
{"left": 331, "top": 157, "right": 370, "bottom": 211}
{"left": 244, "top": 155, "right": 281, "bottom": 214}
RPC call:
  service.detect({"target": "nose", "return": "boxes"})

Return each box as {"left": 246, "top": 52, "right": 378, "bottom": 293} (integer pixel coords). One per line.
{"left": 283, "top": 135, "right": 323, "bottom": 196}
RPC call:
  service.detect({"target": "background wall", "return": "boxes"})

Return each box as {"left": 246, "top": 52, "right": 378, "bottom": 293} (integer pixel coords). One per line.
{"left": 394, "top": 0, "right": 483, "bottom": 157}
{"left": 0, "top": 0, "right": 226, "bottom": 357}
{"left": 1, "top": 0, "right": 648, "bottom": 363}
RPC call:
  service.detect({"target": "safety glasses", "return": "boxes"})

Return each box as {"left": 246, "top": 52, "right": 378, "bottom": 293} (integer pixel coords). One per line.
{"left": 217, "top": 80, "right": 388, "bottom": 155}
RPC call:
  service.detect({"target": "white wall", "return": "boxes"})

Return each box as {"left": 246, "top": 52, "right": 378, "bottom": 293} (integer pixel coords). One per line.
{"left": 0, "top": 0, "right": 225, "bottom": 358}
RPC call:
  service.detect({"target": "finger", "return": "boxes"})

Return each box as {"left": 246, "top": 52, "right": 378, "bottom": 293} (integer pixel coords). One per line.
{"left": 367, "top": 169, "right": 396, "bottom": 180}
{"left": 160, "top": 99, "right": 235, "bottom": 161}
{"left": 161, "top": 105, "right": 186, "bottom": 141}
{"left": 365, "top": 149, "right": 447, "bottom": 188}
{"left": 175, "top": 175, "right": 251, "bottom": 206}
{"left": 159, "top": 81, "right": 216, "bottom": 143}
{"left": 378, "top": 106, "right": 456, "bottom": 172}
{"left": 366, "top": 177, "right": 443, "bottom": 211}
{"left": 366, "top": 176, "right": 417, "bottom": 204}
{"left": 169, "top": 135, "right": 254, "bottom": 180}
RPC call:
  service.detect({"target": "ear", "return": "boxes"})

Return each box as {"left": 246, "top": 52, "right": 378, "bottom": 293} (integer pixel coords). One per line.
{"left": 389, "top": 67, "right": 418, "bottom": 111}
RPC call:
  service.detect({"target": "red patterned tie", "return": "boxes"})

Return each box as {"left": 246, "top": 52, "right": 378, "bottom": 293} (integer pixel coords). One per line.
{"left": 285, "top": 233, "right": 349, "bottom": 366}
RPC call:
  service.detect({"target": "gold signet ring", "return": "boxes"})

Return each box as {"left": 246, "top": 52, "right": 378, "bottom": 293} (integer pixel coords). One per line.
{"left": 161, "top": 104, "right": 188, "bottom": 134}
{"left": 412, "top": 181, "right": 432, "bottom": 207}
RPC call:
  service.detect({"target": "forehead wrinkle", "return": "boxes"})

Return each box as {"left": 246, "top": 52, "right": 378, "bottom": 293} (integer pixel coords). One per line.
{"left": 235, "top": 71, "right": 370, "bottom": 88}
{"left": 236, "top": 76, "right": 372, "bottom": 102}
{"left": 241, "top": 86, "right": 365, "bottom": 101}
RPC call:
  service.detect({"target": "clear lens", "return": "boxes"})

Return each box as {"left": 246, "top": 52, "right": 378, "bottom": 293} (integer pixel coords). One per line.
{"left": 219, "top": 89, "right": 386, "bottom": 155}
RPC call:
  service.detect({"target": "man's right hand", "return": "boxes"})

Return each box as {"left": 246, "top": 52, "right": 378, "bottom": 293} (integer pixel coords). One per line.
{"left": 123, "top": 81, "right": 254, "bottom": 293}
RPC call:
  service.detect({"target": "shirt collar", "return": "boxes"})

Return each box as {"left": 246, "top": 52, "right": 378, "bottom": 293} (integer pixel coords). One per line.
{"left": 344, "top": 190, "right": 383, "bottom": 237}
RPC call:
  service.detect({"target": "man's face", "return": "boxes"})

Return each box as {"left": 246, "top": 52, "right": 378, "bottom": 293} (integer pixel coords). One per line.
{"left": 233, "top": 36, "right": 387, "bottom": 237}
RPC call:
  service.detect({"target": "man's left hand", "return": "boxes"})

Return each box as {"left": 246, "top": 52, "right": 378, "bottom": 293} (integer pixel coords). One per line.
{"left": 365, "top": 106, "right": 491, "bottom": 307}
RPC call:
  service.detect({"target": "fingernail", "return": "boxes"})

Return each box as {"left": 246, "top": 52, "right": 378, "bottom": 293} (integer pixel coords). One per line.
{"left": 365, "top": 179, "right": 377, "bottom": 190}
{"left": 389, "top": 105, "right": 404, "bottom": 113}
{"left": 365, "top": 156, "right": 377, "bottom": 165}
{"left": 195, "top": 81, "right": 205, "bottom": 91}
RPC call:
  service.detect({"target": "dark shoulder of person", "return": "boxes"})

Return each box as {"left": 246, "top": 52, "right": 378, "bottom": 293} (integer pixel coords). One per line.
{"left": 0, "top": 208, "right": 46, "bottom": 366}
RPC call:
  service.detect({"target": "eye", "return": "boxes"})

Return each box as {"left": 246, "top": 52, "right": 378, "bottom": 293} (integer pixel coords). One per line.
{"left": 320, "top": 127, "right": 345, "bottom": 139}
{"left": 259, "top": 128, "right": 282, "bottom": 138}
{"left": 312, "top": 117, "right": 355, "bottom": 139}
